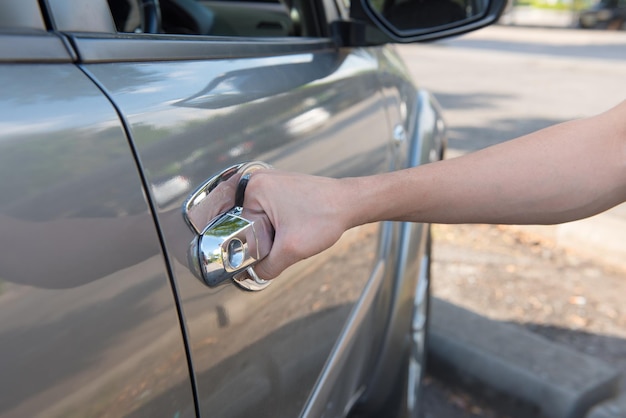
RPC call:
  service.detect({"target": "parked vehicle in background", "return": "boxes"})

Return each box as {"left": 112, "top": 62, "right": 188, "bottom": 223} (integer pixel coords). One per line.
{"left": 0, "top": 1, "right": 505, "bottom": 417}
{"left": 579, "top": 0, "right": 626, "bottom": 29}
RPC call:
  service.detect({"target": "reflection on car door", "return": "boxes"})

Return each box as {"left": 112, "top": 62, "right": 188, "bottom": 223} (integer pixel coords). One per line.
{"left": 0, "top": 9, "right": 195, "bottom": 417}
{"left": 77, "top": 29, "right": 395, "bottom": 418}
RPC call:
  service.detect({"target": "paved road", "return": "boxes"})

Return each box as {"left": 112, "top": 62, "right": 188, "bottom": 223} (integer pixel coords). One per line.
{"left": 397, "top": 25, "right": 626, "bottom": 158}
{"left": 398, "top": 24, "right": 626, "bottom": 270}
{"left": 396, "top": 25, "right": 626, "bottom": 417}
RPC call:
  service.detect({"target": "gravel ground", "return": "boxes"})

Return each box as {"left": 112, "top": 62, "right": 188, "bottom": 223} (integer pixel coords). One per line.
{"left": 420, "top": 223, "right": 626, "bottom": 417}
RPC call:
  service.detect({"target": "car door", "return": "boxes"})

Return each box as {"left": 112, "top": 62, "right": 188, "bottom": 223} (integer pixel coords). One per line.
{"left": 0, "top": 2, "right": 195, "bottom": 417}
{"left": 49, "top": 0, "right": 401, "bottom": 416}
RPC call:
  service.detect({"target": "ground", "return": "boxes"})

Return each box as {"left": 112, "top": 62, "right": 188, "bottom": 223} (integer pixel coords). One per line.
{"left": 421, "top": 223, "right": 626, "bottom": 417}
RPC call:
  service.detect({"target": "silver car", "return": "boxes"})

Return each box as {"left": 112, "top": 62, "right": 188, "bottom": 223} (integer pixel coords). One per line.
{"left": 0, "top": 1, "right": 504, "bottom": 417}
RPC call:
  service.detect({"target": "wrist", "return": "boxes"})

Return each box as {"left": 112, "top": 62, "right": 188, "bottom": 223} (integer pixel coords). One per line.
{"left": 336, "top": 176, "right": 382, "bottom": 229}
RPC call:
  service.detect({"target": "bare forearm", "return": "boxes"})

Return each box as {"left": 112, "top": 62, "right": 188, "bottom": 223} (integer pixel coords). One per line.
{"left": 244, "top": 101, "right": 626, "bottom": 279}
{"left": 346, "top": 101, "right": 626, "bottom": 226}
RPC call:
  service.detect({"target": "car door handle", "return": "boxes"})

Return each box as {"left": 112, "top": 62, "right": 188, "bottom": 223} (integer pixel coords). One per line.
{"left": 183, "top": 162, "right": 274, "bottom": 291}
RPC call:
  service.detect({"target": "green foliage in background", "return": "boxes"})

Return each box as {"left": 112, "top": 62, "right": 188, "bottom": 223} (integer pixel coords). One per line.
{"left": 514, "top": 0, "right": 594, "bottom": 11}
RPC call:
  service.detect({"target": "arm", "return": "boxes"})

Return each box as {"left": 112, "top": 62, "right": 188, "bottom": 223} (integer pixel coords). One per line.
{"left": 245, "top": 101, "right": 626, "bottom": 279}
{"left": 351, "top": 100, "right": 626, "bottom": 226}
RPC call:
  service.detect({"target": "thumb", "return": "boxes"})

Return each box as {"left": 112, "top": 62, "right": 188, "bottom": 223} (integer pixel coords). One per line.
{"left": 252, "top": 255, "right": 283, "bottom": 281}
{"left": 253, "top": 231, "right": 306, "bottom": 280}
{"left": 253, "top": 244, "right": 291, "bottom": 281}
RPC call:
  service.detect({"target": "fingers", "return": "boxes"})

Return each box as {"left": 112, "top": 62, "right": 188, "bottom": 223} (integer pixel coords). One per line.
{"left": 242, "top": 170, "right": 288, "bottom": 280}
{"left": 242, "top": 169, "right": 350, "bottom": 281}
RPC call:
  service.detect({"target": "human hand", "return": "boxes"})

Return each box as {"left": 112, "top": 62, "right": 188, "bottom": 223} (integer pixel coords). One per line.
{"left": 243, "top": 170, "right": 353, "bottom": 280}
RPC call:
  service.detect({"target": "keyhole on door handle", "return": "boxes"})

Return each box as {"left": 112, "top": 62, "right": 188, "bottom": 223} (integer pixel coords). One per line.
{"left": 227, "top": 238, "right": 245, "bottom": 269}
{"left": 183, "top": 162, "right": 273, "bottom": 291}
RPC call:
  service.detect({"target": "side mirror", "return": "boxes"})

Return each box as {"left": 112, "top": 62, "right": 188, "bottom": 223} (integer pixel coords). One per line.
{"left": 349, "top": 0, "right": 508, "bottom": 43}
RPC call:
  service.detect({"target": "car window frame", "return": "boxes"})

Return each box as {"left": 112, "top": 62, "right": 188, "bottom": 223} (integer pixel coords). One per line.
{"left": 67, "top": 32, "right": 337, "bottom": 63}
{"left": 42, "top": 0, "right": 341, "bottom": 64}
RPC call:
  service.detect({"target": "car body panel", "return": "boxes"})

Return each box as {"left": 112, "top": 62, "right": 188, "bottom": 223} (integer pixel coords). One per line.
{"left": 0, "top": 0, "right": 458, "bottom": 416}
{"left": 0, "top": 63, "right": 194, "bottom": 418}
{"left": 356, "top": 66, "right": 447, "bottom": 412}
{"left": 80, "top": 37, "right": 399, "bottom": 417}
{"left": 0, "top": 33, "right": 75, "bottom": 63}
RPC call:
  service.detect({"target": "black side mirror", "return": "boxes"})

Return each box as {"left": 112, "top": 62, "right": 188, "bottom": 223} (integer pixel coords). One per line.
{"left": 349, "top": 0, "right": 508, "bottom": 44}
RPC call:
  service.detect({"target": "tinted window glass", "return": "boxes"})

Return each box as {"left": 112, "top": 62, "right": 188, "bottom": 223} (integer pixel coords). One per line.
{"left": 107, "top": 0, "right": 318, "bottom": 37}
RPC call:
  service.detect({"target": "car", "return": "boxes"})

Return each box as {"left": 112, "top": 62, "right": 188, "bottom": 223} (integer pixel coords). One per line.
{"left": 579, "top": 0, "right": 626, "bottom": 30}
{"left": 0, "top": 1, "right": 505, "bottom": 417}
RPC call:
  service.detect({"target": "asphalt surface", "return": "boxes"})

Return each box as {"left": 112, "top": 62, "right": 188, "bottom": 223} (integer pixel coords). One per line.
{"left": 396, "top": 23, "right": 626, "bottom": 417}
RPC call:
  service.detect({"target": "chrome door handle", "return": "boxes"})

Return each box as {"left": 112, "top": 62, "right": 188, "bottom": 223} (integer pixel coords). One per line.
{"left": 183, "top": 162, "right": 273, "bottom": 291}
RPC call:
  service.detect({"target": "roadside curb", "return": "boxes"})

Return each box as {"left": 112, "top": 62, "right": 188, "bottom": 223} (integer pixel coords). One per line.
{"left": 586, "top": 379, "right": 626, "bottom": 418}
{"left": 428, "top": 298, "right": 621, "bottom": 418}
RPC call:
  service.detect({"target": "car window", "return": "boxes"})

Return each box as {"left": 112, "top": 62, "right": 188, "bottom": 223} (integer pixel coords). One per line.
{"left": 108, "top": 0, "right": 321, "bottom": 37}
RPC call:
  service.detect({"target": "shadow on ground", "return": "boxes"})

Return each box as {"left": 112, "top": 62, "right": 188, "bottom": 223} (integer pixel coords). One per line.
{"left": 438, "top": 37, "right": 626, "bottom": 62}
{"left": 429, "top": 91, "right": 567, "bottom": 152}
{"left": 520, "top": 323, "right": 626, "bottom": 376}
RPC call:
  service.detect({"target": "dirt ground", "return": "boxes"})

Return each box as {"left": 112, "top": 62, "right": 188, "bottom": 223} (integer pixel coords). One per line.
{"left": 421, "top": 223, "right": 626, "bottom": 417}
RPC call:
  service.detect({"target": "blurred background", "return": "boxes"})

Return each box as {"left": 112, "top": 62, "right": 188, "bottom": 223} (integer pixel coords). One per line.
{"left": 502, "top": 0, "right": 626, "bottom": 30}
{"left": 395, "top": 3, "right": 626, "bottom": 416}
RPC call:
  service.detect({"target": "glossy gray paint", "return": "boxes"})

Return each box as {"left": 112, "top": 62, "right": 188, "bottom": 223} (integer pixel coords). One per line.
{"left": 82, "top": 38, "right": 401, "bottom": 416}
{"left": 0, "top": 0, "right": 452, "bottom": 416}
{"left": 0, "top": 33, "right": 75, "bottom": 63}
{"left": 0, "top": 64, "right": 195, "bottom": 417}
{"left": 354, "top": 87, "right": 446, "bottom": 414}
